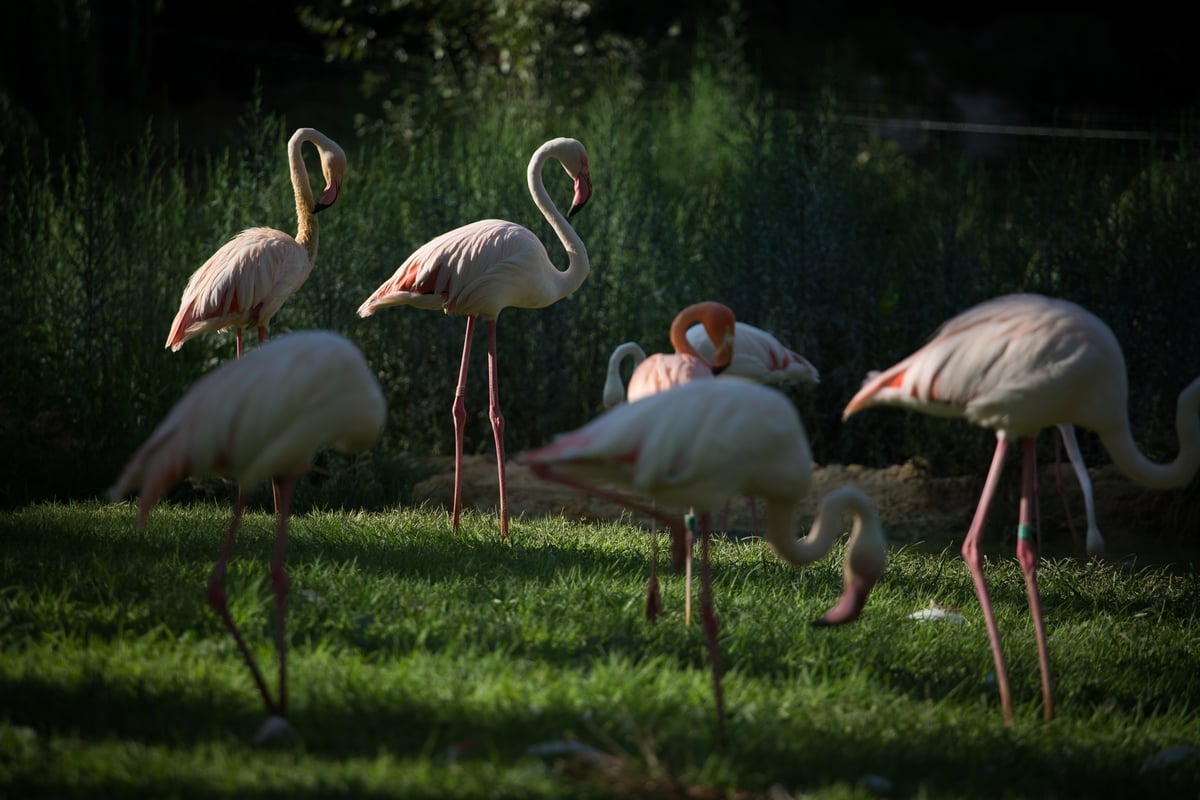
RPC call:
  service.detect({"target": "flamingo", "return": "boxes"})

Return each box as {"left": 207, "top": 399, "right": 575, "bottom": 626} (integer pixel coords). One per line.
{"left": 166, "top": 128, "right": 348, "bottom": 359}
{"left": 108, "top": 330, "right": 387, "bottom": 743}
{"left": 623, "top": 301, "right": 736, "bottom": 402}
{"left": 518, "top": 377, "right": 888, "bottom": 746}
{"left": 603, "top": 301, "right": 737, "bottom": 623}
{"left": 843, "top": 293, "right": 1200, "bottom": 726}
{"left": 686, "top": 320, "right": 820, "bottom": 533}
{"left": 357, "top": 137, "right": 592, "bottom": 538}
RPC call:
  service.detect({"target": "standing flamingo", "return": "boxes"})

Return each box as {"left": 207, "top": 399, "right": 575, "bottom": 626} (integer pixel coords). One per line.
{"left": 109, "top": 331, "right": 387, "bottom": 743}
{"left": 166, "top": 128, "right": 348, "bottom": 359}
{"left": 687, "top": 320, "right": 820, "bottom": 533}
{"left": 518, "top": 377, "right": 888, "bottom": 746}
{"left": 357, "top": 137, "right": 592, "bottom": 538}
{"left": 843, "top": 293, "right": 1200, "bottom": 726}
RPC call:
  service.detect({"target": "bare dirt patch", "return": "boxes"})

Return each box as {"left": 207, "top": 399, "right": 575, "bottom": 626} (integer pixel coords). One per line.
{"left": 411, "top": 455, "right": 1198, "bottom": 564}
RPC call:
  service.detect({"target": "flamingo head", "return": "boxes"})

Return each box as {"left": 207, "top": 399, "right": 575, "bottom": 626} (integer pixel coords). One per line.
{"left": 548, "top": 138, "right": 591, "bottom": 218}
{"left": 698, "top": 303, "right": 737, "bottom": 372}
{"left": 314, "top": 140, "right": 348, "bottom": 212}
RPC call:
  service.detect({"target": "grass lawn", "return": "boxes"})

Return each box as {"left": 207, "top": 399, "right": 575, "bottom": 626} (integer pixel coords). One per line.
{"left": 1, "top": 500, "right": 1198, "bottom": 798}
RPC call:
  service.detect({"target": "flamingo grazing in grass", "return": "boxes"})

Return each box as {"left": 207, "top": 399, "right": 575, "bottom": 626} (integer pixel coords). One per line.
{"left": 686, "top": 320, "right": 820, "bottom": 534}
{"left": 519, "top": 377, "right": 888, "bottom": 746}
{"left": 109, "top": 331, "right": 387, "bottom": 743}
{"left": 166, "top": 128, "right": 347, "bottom": 359}
{"left": 357, "top": 137, "right": 592, "bottom": 539}
{"left": 843, "top": 293, "right": 1200, "bottom": 726}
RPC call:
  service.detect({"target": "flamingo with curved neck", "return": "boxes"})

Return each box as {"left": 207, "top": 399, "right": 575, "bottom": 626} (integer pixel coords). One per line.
{"left": 358, "top": 137, "right": 593, "bottom": 538}
{"left": 518, "top": 377, "right": 888, "bottom": 747}
{"left": 625, "top": 302, "right": 736, "bottom": 402}
{"left": 166, "top": 127, "right": 347, "bottom": 358}
{"left": 844, "top": 292, "right": 1200, "bottom": 726}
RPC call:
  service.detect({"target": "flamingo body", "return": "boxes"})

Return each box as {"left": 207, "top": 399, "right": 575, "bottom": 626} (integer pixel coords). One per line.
{"left": 621, "top": 301, "right": 737, "bottom": 404}
{"left": 166, "top": 128, "right": 347, "bottom": 357}
{"left": 686, "top": 322, "right": 820, "bottom": 386}
{"left": 843, "top": 292, "right": 1200, "bottom": 725}
{"left": 356, "top": 137, "right": 592, "bottom": 538}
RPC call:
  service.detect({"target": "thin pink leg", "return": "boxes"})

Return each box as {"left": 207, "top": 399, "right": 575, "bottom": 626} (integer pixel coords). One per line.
{"left": 961, "top": 437, "right": 1015, "bottom": 727}
{"left": 207, "top": 488, "right": 278, "bottom": 715}
{"left": 1054, "top": 427, "right": 1081, "bottom": 551}
{"left": 451, "top": 318, "right": 476, "bottom": 533}
{"left": 270, "top": 474, "right": 295, "bottom": 717}
{"left": 1017, "top": 438, "right": 1055, "bottom": 721}
{"left": 485, "top": 321, "right": 509, "bottom": 538}
{"left": 236, "top": 328, "right": 244, "bottom": 360}
{"left": 683, "top": 512, "right": 695, "bottom": 627}
{"left": 697, "top": 513, "right": 727, "bottom": 749}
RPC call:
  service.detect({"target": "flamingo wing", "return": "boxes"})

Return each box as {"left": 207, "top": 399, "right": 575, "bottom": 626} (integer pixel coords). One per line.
{"left": 843, "top": 294, "right": 1125, "bottom": 435}
{"left": 687, "top": 322, "right": 819, "bottom": 385}
{"left": 166, "top": 228, "right": 310, "bottom": 350}
{"left": 113, "top": 331, "right": 387, "bottom": 526}
{"left": 357, "top": 219, "right": 562, "bottom": 319}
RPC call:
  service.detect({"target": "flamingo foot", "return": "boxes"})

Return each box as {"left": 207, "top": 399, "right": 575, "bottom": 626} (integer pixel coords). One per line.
{"left": 254, "top": 715, "right": 300, "bottom": 747}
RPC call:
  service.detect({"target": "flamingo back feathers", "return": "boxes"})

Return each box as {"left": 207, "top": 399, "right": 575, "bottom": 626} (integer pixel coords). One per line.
{"left": 113, "top": 331, "right": 386, "bottom": 527}
{"left": 166, "top": 228, "right": 311, "bottom": 350}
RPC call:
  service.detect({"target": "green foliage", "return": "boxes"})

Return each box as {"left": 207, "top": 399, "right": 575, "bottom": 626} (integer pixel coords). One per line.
{"left": 2, "top": 41, "right": 1199, "bottom": 509}
{"left": 1, "top": 503, "right": 1198, "bottom": 797}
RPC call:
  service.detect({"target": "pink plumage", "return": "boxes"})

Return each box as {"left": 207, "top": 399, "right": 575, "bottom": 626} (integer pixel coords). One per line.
{"left": 686, "top": 321, "right": 819, "bottom": 386}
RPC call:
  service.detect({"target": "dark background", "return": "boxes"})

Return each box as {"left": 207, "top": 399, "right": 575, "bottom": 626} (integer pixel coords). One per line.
{"left": 3, "top": 3, "right": 1195, "bottom": 158}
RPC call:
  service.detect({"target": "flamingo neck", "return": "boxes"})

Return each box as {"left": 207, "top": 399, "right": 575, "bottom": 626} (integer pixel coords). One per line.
{"left": 1098, "top": 376, "right": 1200, "bottom": 490}
{"left": 764, "top": 485, "right": 886, "bottom": 569}
{"left": 528, "top": 144, "right": 589, "bottom": 298}
{"left": 668, "top": 302, "right": 735, "bottom": 367}
{"left": 288, "top": 131, "right": 320, "bottom": 265}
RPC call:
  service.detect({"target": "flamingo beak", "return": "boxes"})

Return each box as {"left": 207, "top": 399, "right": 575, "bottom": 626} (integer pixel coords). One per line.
{"left": 811, "top": 571, "right": 880, "bottom": 627}
{"left": 315, "top": 179, "right": 341, "bottom": 213}
{"left": 568, "top": 169, "right": 592, "bottom": 218}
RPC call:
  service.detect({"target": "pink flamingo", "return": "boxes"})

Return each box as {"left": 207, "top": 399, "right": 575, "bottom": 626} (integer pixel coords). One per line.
{"left": 843, "top": 293, "right": 1200, "bottom": 726}
{"left": 623, "top": 301, "right": 736, "bottom": 402}
{"left": 357, "top": 137, "right": 592, "bottom": 538}
{"left": 166, "top": 128, "right": 347, "bottom": 358}
{"left": 109, "top": 331, "right": 387, "bottom": 743}
{"left": 686, "top": 321, "right": 820, "bottom": 533}
{"left": 519, "top": 378, "right": 888, "bottom": 746}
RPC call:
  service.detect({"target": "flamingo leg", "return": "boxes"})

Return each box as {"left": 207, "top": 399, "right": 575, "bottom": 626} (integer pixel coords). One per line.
{"left": 450, "top": 317, "right": 476, "bottom": 533}
{"left": 236, "top": 328, "right": 245, "bottom": 360}
{"left": 1017, "top": 437, "right": 1055, "bottom": 721}
{"left": 696, "top": 512, "right": 727, "bottom": 749}
{"left": 206, "top": 488, "right": 278, "bottom": 716}
{"left": 1057, "top": 424, "right": 1105, "bottom": 559}
{"left": 485, "top": 321, "right": 509, "bottom": 538}
{"left": 961, "top": 436, "right": 1016, "bottom": 727}
{"left": 683, "top": 512, "right": 695, "bottom": 627}
{"left": 645, "top": 520, "right": 663, "bottom": 622}
{"left": 1053, "top": 426, "right": 1081, "bottom": 553}
{"left": 269, "top": 474, "right": 295, "bottom": 717}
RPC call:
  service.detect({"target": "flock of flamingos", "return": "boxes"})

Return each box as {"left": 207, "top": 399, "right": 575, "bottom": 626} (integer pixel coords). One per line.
{"left": 107, "top": 127, "right": 1200, "bottom": 746}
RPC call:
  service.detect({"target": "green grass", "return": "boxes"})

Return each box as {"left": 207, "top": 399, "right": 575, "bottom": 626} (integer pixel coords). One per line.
{"left": 1, "top": 501, "right": 1198, "bottom": 798}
